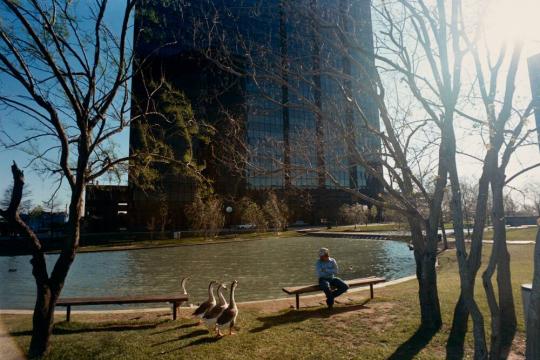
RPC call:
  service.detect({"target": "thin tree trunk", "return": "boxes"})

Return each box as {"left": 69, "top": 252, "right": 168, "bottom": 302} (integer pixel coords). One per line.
{"left": 415, "top": 248, "right": 442, "bottom": 330}
{"left": 27, "top": 178, "right": 84, "bottom": 357}
{"left": 526, "top": 226, "right": 540, "bottom": 358}
{"left": 440, "top": 217, "right": 448, "bottom": 250}
{"left": 28, "top": 285, "right": 55, "bottom": 358}
{"left": 409, "top": 218, "right": 442, "bottom": 330}
{"left": 447, "top": 295, "right": 469, "bottom": 359}
{"left": 446, "top": 124, "right": 489, "bottom": 359}
{"left": 447, "top": 147, "right": 493, "bottom": 358}
{"left": 483, "top": 174, "right": 516, "bottom": 360}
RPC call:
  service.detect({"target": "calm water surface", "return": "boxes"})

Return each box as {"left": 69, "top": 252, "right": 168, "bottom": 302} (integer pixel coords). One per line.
{"left": 0, "top": 236, "right": 415, "bottom": 309}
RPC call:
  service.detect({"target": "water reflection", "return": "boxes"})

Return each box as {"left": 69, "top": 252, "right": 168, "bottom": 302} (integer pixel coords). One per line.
{"left": 0, "top": 236, "right": 415, "bottom": 309}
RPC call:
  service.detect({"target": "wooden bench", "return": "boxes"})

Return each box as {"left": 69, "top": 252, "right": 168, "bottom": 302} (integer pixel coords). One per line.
{"left": 56, "top": 293, "right": 188, "bottom": 321}
{"left": 282, "top": 276, "right": 386, "bottom": 309}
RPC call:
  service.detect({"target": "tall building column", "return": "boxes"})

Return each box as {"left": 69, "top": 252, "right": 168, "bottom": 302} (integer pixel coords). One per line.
{"left": 280, "top": 0, "right": 291, "bottom": 188}
{"left": 340, "top": 0, "right": 359, "bottom": 189}
{"left": 310, "top": 0, "right": 326, "bottom": 189}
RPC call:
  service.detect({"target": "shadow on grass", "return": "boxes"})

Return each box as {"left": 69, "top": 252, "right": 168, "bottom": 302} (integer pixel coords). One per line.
{"left": 151, "top": 329, "right": 209, "bottom": 347}
{"left": 10, "top": 323, "right": 158, "bottom": 337}
{"left": 155, "top": 336, "right": 222, "bottom": 355}
{"left": 151, "top": 322, "right": 199, "bottom": 335}
{"left": 387, "top": 326, "right": 439, "bottom": 360}
{"left": 250, "top": 299, "right": 371, "bottom": 334}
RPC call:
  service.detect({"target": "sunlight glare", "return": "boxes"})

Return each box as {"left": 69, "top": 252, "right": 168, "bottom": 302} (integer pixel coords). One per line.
{"left": 483, "top": 0, "right": 540, "bottom": 47}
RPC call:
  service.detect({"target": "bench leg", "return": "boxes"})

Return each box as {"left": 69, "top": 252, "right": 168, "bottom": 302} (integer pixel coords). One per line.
{"left": 295, "top": 294, "right": 300, "bottom": 310}
{"left": 370, "top": 284, "right": 374, "bottom": 299}
{"left": 172, "top": 302, "right": 178, "bottom": 320}
{"left": 66, "top": 305, "right": 71, "bottom": 322}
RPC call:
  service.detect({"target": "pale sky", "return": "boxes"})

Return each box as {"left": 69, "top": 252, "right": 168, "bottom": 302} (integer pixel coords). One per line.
{"left": 454, "top": 0, "right": 540, "bottom": 200}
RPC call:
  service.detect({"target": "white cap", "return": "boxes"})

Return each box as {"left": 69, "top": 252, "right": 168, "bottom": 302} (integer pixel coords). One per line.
{"left": 319, "top": 248, "right": 329, "bottom": 257}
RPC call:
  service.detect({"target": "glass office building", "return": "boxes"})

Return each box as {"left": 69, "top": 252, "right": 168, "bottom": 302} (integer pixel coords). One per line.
{"left": 129, "top": 0, "right": 381, "bottom": 228}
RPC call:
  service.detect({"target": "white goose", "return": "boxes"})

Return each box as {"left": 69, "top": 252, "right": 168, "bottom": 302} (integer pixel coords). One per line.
{"left": 192, "top": 280, "right": 216, "bottom": 322}
{"left": 202, "top": 283, "right": 228, "bottom": 331}
{"left": 217, "top": 280, "right": 238, "bottom": 336}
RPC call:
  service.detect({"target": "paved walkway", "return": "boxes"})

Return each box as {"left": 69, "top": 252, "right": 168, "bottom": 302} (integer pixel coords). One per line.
{"left": 447, "top": 239, "right": 536, "bottom": 245}
{"left": 0, "top": 318, "right": 24, "bottom": 360}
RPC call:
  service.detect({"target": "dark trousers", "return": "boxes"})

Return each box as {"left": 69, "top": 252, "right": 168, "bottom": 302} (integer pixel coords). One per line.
{"left": 319, "top": 277, "right": 349, "bottom": 306}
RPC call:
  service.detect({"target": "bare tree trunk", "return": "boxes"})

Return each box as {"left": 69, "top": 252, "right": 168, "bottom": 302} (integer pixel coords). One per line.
{"left": 526, "top": 226, "right": 540, "bottom": 358}
{"left": 28, "top": 283, "right": 55, "bottom": 358}
{"left": 483, "top": 173, "right": 516, "bottom": 360}
{"left": 415, "top": 248, "right": 442, "bottom": 330}
{"left": 447, "top": 141, "right": 489, "bottom": 359}
{"left": 447, "top": 149, "right": 493, "bottom": 358}
{"left": 409, "top": 219, "right": 442, "bottom": 330}
{"left": 30, "top": 173, "right": 84, "bottom": 357}
{"left": 440, "top": 217, "right": 448, "bottom": 250}
{"left": 447, "top": 295, "right": 469, "bottom": 358}
{"left": 26, "top": 253, "right": 53, "bottom": 358}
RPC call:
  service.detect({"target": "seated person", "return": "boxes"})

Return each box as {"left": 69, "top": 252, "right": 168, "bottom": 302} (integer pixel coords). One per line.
{"left": 316, "top": 247, "right": 349, "bottom": 309}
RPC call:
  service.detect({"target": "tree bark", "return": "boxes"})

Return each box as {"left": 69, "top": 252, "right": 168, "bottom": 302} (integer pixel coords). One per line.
{"left": 440, "top": 217, "right": 448, "bottom": 250}
{"left": 525, "top": 226, "right": 540, "bottom": 358}
{"left": 415, "top": 248, "right": 442, "bottom": 330}
{"left": 409, "top": 218, "right": 442, "bottom": 330}
{"left": 445, "top": 121, "right": 490, "bottom": 359}
{"left": 447, "top": 295, "right": 469, "bottom": 358}
{"left": 483, "top": 173, "right": 516, "bottom": 360}
{"left": 28, "top": 283, "right": 55, "bottom": 358}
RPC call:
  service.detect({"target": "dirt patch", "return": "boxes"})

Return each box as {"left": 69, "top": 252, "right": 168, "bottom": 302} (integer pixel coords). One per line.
{"left": 509, "top": 334, "right": 526, "bottom": 360}
{"left": 0, "top": 318, "right": 24, "bottom": 360}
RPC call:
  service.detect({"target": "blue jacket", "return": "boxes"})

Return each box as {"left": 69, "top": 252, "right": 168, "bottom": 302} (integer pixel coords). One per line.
{"left": 316, "top": 257, "right": 338, "bottom": 279}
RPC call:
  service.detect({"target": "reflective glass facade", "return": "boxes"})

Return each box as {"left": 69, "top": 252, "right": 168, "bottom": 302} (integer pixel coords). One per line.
{"left": 130, "top": 0, "right": 381, "bottom": 228}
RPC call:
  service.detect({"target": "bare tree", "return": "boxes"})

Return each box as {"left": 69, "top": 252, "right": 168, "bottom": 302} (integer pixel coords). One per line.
{"left": 0, "top": 184, "right": 32, "bottom": 214}
{"left": 238, "top": 197, "right": 268, "bottom": 232}
{"left": 262, "top": 191, "right": 289, "bottom": 232}
{"left": 0, "top": 1, "right": 206, "bottom": 356}
{"left": 339, "top": 203, "right": 368, "bottom": 229}
{"left": 185, "top": 192, "right": 225, "bottom": 238}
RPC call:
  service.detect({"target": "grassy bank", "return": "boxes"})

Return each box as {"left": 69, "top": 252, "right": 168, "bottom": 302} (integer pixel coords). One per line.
{"left": 56, "top": 230, "right": 303, "bottom": 254}
{"left": 324, "top": 223, "right": 404, "bottom": 233}
{"left": 483, "top": 226, "right": 537, "bottom": 241}
{"left": 2, "top": 244, "right": 533, "bottom": 359}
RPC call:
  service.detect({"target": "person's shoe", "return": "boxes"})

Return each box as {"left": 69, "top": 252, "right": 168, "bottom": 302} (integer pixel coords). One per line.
{"left": 326, "top": 298, "right": 334, "bottom": 310}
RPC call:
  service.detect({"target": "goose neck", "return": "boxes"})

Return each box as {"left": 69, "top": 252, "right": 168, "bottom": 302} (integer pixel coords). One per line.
{"left": 217, "top": 286, "right": 227, "bottom": 305}
{"left": 208, "top": 283, "right": 216, "bottom": 301}
{"left": 229, "top": 285, "right": 237, "bottom": 307}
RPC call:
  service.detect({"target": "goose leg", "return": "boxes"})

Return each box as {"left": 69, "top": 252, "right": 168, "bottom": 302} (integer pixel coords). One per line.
{"left": 229, "top": 321, "right": 236, "bottom": 335}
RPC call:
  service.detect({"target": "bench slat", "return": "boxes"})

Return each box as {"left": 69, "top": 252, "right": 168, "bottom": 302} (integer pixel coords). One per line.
{"left": 282, "top": 276, "right": 386, "bottom": 295}
{"left": 57, "top": 293, "right": 188, "bottom": 306}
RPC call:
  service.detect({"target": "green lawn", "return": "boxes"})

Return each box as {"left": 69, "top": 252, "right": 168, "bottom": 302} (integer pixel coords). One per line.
{"left": 325, "top": 223, "right": 405, "bottom": 233}
{"left": 483, "top": 226, "right": 538, "bottom": 241}
{"left": 2, "top": 244, "right": 533, "bottom": 359}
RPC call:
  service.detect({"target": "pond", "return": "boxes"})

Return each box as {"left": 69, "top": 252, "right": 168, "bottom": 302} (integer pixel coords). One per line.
{"left": 0, "top": 236, "right": 415, "bottom": 309}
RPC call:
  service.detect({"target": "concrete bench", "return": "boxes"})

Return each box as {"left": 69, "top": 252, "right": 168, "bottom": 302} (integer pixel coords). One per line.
{"left": 282, "top": 276, "right": 386, "bottom": 309}
{"left": 56, "top": 293, "right": 188, "bottom": 321}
